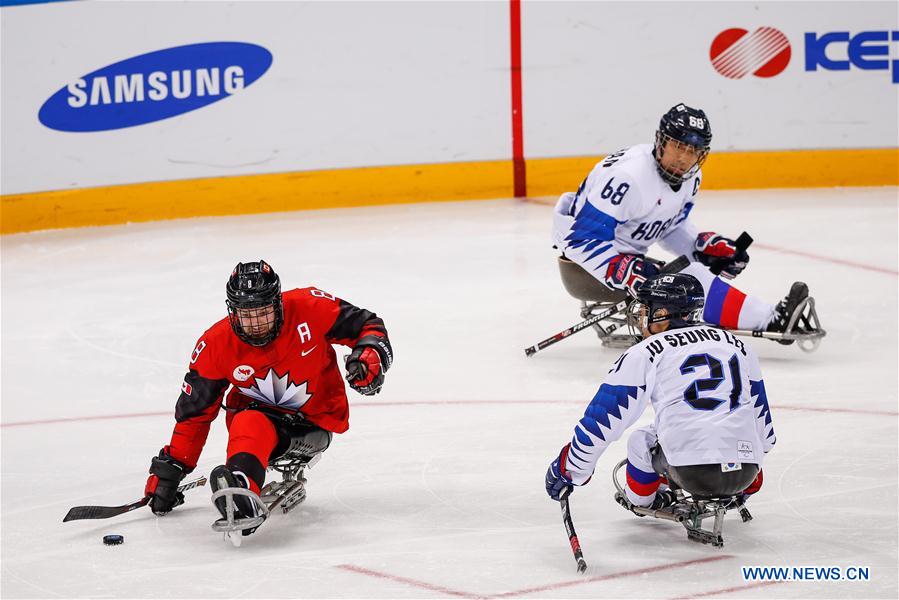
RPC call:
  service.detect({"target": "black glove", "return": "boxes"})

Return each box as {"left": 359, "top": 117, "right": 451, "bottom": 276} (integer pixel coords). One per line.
{"left": 345, "top": 335, "right": 392, "bottom": 396}
{"left": 693, "top": 232, "right": 749, "bottom": 279}
{"left": 144, "top": 449, "right": 187, "bottom": 515}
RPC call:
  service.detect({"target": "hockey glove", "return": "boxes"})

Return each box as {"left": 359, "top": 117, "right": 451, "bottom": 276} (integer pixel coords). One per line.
{"left": 693, "top": 232, "right": 749, "bottom": 279}
{"left": 604, "top": 254, "right": 659, "bottom": 297}
{"left": 145, "top": 449, "right": 187, "bottom": 515}
{"left": 545, "top": 444, "right": 575, "bottom": 501}
{"left": 345, "top": 335, "right": 391, "bottom": 396}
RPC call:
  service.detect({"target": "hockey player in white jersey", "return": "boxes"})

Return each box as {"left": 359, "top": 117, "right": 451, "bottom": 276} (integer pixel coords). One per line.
{"left": 551, "top": 102, "right": 813, "bottom": 343}
{"left": 545, "top": 273, "right": 772, "bottom": 511}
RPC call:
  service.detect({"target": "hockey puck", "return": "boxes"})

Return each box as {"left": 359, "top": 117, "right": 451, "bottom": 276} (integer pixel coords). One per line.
{"left": 102, "top": 534, "right": 124, "bottom": 546}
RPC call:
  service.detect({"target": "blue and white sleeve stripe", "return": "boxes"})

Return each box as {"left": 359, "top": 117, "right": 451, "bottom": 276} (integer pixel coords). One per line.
{"left": 750, "top": 379, "right": 776, "bottom": 452}
{"left": 563, "top": 201, "right": 623, "bottom": 276}
{"left": 565, "top": 382, "right": 648, "bottom": 485}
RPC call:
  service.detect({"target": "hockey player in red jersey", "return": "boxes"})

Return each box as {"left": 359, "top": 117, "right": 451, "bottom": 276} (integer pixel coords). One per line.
{"left": 143, "top": 260, "right": 392, "bottom": 537}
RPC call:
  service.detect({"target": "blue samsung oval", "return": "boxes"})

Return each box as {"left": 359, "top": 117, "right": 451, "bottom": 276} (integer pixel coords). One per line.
{"left": 38, "top": 42, "right": 273, "bottom": 132}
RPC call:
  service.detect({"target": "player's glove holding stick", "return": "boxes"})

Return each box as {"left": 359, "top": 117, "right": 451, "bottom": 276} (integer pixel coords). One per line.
{"left": 144, "top": 448, "right": 188, "bottom": 515}
{"left": 546, "top": 444, "right": 587, "bottom": 573}
{"left": 694, "top": 232, "right": 750, "bottom": 279}
{"left": 545, "top": 444, "right": 575, "bottom": 501}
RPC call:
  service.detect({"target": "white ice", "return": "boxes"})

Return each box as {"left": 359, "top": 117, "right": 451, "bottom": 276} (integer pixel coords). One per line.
{"left": 2, "top": 188, "right": 897, "bottom": 599}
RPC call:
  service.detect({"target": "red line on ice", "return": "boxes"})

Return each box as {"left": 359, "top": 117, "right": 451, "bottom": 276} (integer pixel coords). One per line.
{"left": 358, "top": 401, "right": 899, "bottom": 416}
{"left": 488, "top": 555, "right": 732, "bottom": 598}
{"left": 668, "top": 579, "right": 785, "bottom": 599}
{"left": 774, "top": 405, "right": 898, "bottom": 417}
{"left": 337, "top": 556, "right": 733, "bottom": 599}
{"left": 519, "top": 197, "right": 897, "bottom": 275}
{"left": 0, "top": 411, "right": 170, "bottom": 428}
{"left": 2, "top": 400, "right": 895, "bottom": 428}
{"left": 753, "top": 242, "right": 898, "bottom": 276}
{"left": 335, "top": 564, "right": 478, "bottom": 598}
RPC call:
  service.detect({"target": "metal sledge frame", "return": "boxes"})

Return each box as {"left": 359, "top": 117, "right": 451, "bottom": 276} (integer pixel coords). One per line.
{"left": 578, "top": 297, "right": 637, "bottom": 349}
{"left": 611, "top": 459, "right": 753, "bottom": 548}
{"left": 558, "top": 255, "right": 642, "bottom": 349}
{"left": 211, "top": 451, "right": 317, "bottom": 547}
{"left": 260, "top": 451, "right": 319, "bottom": 514}
{"left": 728, "top": 295, "right": 826, "bottom": 353}
{"left": 554, "top": 256, "right": 826, "bottom": 353}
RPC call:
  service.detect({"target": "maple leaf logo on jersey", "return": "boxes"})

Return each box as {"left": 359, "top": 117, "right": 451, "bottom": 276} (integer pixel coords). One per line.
{"left": 237, "top": 369, "right": 313, "bottom": 410}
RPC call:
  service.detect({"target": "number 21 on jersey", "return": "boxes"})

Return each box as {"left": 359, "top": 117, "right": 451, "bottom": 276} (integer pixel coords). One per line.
{"left": 679, "top": 352, "right": 743, "bottom": 412}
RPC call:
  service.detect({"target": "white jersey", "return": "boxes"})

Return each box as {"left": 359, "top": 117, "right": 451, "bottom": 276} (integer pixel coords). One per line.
{"left": 563, "top": 325, "right": 776, "bottom": 486}
{"left": 551, "top": 144, "right": 701, "bottom": 279}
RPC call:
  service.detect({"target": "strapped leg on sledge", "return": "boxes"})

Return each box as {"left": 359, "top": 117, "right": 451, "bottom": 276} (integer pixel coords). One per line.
{"left": 742, "top": 281, "right": 826, "bottom": 352}
{"left": 260, "top": 414, "right": 332, "bottom": 514}
{"left": 210, "top": 466, "right": 270, "bottom": 547}
{"left": 211, "top": 405, "right": 333, "bottom": 546}
{"left": 557, "top": 259, "right": 825, "bottom": 352}
{"left": 611, "top": 448, "right": 757, "bottom": 548}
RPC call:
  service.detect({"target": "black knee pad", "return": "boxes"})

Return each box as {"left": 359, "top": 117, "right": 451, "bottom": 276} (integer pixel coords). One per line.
{"left": 271, "top": 419, "right": 332, "bottom": 462}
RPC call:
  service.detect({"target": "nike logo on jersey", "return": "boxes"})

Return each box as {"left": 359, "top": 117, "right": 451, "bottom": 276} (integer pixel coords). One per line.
{"left": 301, "top": 345, "right": 318, "bottom": 357}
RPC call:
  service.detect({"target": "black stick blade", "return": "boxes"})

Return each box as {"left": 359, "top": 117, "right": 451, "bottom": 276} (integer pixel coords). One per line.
{"left": 63, "top": 497, "right": 149, "bottom": 522}
{"left": 734, "top": 231, "right": 754, "bottom": 252}
{"left": 62, "top": 476, "right": 205, "bottom": 522}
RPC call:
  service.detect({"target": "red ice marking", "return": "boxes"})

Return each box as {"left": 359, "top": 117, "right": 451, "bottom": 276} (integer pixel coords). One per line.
{"left": 668, "top": 579, "right": 784, "bottom": 599}
{"left": 335, "top": 564, "right": 478, "bottom": 599}
{"left": 338, "top": 556, "right": 732, "bottom": 599}
{"left": 774, "top": 405, "right": 899, "bottom": 417}
{"left": 489, "top": 555, "right": 733, "bottom": 598}
{"left": 520, "top": 198, "right": 898, "bottom": 275}
{"left": 3, "top": 400, "right": 895, "bottom": 428}
{"left": 0, "top": 411, "right": 170, "bottom": 428}
{"left": 753, "top": 242, "right": 898, "bottom": 276}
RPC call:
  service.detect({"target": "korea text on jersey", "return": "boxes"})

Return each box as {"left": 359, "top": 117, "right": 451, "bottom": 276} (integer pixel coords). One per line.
{"left": 742, "top": 566, "right": 871, "bottom": 582}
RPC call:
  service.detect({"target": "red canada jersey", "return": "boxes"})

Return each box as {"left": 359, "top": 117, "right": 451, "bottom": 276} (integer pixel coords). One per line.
{"left": 164, "top": 287, "right": 390, "bottom": 469}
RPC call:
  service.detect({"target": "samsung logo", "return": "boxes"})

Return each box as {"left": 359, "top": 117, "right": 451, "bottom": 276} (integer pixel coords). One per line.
{"left": 39, "top": 42, "right": 272, "bottom": 132}
{"left": 65, "top": 67, "right": 248, "bottom": 107}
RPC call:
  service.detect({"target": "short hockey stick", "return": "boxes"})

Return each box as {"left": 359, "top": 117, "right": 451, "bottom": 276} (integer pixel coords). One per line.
{"left": 524, "top": 254, "right": 690, "bottom": 357}
{"left": 559, "top": 487, "right": 587, "bottom": 573}
{"left": 63, "top": 476, "right": 207, "bottom": 522}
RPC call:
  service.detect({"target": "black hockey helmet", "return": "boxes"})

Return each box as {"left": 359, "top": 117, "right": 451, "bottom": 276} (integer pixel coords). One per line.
{"left": 627, "top": 273, "right": 705, "bottom": 338}
{"left": 654, "top": 103, "right": 712, "bottom": 185}
{"left": 226, "top": 260, "right": 284, "bottom": 347}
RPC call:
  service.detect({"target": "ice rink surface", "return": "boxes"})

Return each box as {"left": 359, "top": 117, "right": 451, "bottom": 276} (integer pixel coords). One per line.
{"left": 2, "top": 187, "right": 897, "bottom": 599}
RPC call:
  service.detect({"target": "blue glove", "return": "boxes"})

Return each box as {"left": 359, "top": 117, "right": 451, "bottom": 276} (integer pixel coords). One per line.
{"left": 545, "top": 444, "right": 574, "bottom": 501}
